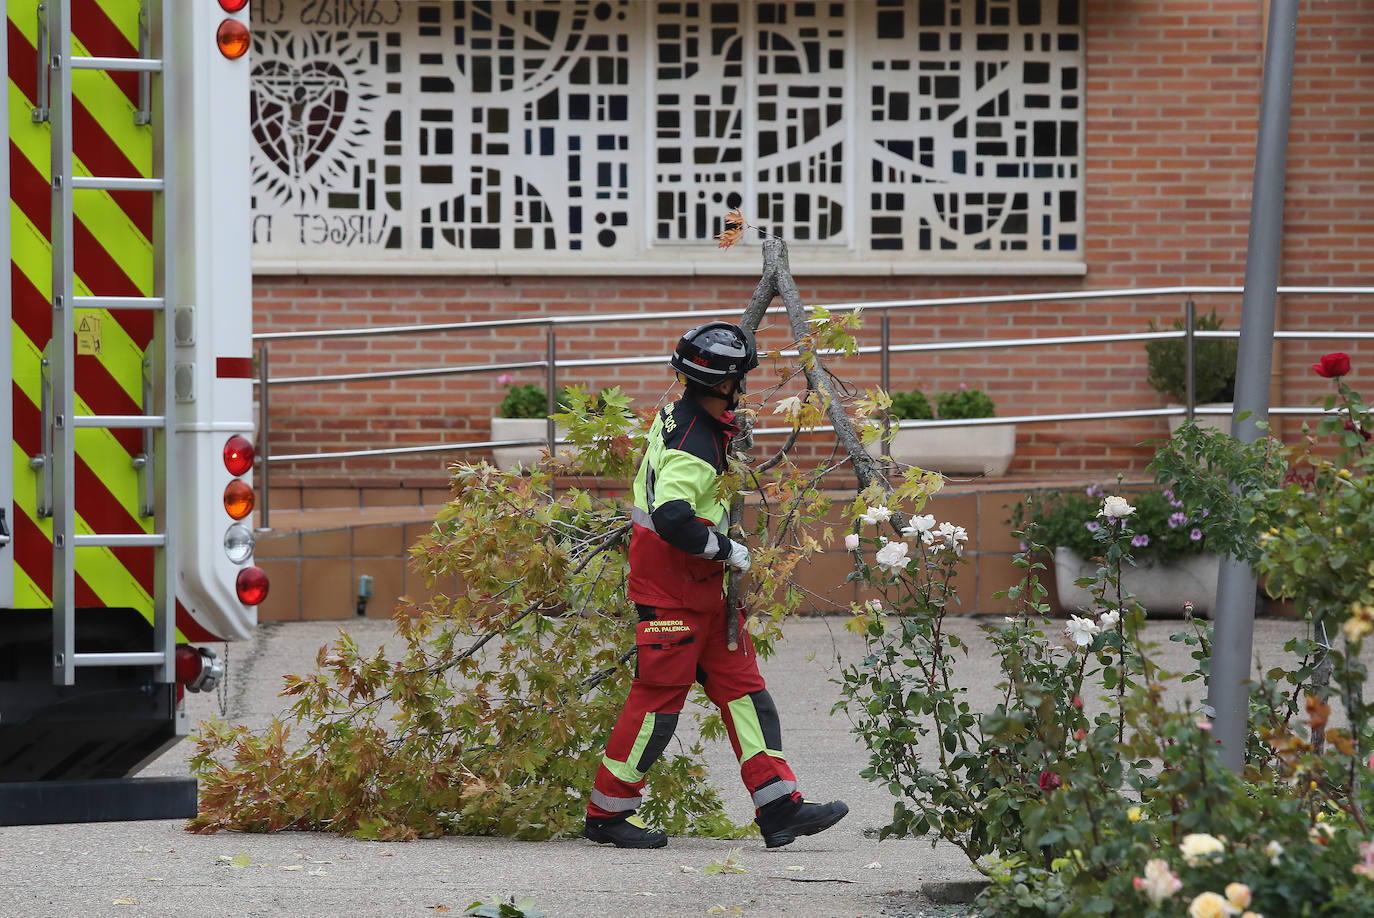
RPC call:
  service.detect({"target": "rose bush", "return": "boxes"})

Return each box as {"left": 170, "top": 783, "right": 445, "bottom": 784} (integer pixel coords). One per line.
{"left": 840, "top": 353, "right": 1374, "bottom": 917}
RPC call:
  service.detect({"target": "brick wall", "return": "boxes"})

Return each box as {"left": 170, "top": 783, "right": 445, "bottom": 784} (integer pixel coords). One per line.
{"left": 254, "top": 1, "right": 1374, "bottom": 492}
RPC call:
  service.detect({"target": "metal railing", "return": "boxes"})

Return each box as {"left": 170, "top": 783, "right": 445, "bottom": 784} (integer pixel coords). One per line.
{"left": 251, "top": 284, "right": 1374, "bottom": 526}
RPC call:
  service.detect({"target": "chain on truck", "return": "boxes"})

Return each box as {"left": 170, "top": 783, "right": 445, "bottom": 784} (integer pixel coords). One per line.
{"left": 2, "top": 0, "right": 265, "bottom": 824}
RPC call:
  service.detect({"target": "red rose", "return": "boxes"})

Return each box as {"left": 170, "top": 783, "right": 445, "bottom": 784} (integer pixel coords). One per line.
{"left": 1312, "top": 352, "right": 1351, "bottom": 378}
{"left": 1039, "top": 770, "right": 1061, "bottom": 792}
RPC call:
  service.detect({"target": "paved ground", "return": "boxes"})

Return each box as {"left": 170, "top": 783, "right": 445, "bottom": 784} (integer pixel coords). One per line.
{"left": 0, "top": 614, "right": 1331, "bottom": 918}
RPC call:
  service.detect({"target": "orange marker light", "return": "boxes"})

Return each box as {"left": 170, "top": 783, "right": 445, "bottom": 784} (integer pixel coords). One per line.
{"left": 216, "top": 18, "right": 250, "bottom": 59}
{"left": 223, "top": 479, "right": 255, "bottom": 520}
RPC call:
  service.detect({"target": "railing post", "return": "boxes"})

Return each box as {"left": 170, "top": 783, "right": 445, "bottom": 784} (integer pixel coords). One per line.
{"left": 256, "top": 344, "right": 270, "bottom": 531}
{"left": 545, "top": 327, "right": 557, "bottom": 460}
{"left": 880, "top": 312, "right": 891, "bottom": 395}
{"left": 881, "top": 312, "right": 893, "bottom": 469}
{"left": 1184, "top": 297, "right": 1196, "bottom": 422}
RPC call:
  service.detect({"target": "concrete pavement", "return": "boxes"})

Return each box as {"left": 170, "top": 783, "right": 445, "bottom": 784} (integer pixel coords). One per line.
{"left": 0, "top": 614, "right": 1326, "bottom": 918}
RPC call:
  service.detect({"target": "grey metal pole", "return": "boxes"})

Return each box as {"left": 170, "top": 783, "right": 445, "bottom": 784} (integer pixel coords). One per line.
{"left": 1211, "top": 0, "right": 1298, "bottom": 772}
{"left": 257, "top": 345, "right": 271, "bottom": 531}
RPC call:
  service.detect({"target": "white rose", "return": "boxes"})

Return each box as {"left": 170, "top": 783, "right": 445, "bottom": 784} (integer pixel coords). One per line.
{"left": 1098, "top": 610, "right": 1120, "bottom": 629}
{"left": 844, "top": 533, "right": 860, "bottom": 551}
{"left": 860, "top": 504, "right": 893, "bottom": 526}
{"left": 874, "top": 540, "right": 909, "bottom": 573}
{"left": 1098, "top": 495, "right": 1137, "bottom": 519}
{"left": 901, "top": 514, "right": 936, "bottom": 537}
{"left": 1064, "top": 615, "right": 1100, "bottom": 647}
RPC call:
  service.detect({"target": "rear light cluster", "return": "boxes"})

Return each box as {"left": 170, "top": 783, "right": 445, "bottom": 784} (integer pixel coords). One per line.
{"left": 175, "top": 644, "right": 223, "bottom": 693}
{"left": 216, "top": 0, "right": 250, "bottom": 60}
{"left": 222, "top": 434, "right": 268, "bottom": 606}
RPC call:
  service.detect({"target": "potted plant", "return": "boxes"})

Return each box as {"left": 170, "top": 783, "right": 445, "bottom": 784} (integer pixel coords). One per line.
{"left": 1145, "top": 309, "right": 1238, "bottom": 434}
{"left": 867, "top": 385, "right": 1017, "bottom": 477}
{"left": 490, "top": 378, "right": 574, "bottom": 471}
{"left": 1012, "top": 484, "right": 1222, "bottom": 616}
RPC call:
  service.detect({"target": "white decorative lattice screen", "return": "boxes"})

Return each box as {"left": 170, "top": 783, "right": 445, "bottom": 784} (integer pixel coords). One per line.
{"left": 249, "top": 0, "right": 1084, "bottom": 274}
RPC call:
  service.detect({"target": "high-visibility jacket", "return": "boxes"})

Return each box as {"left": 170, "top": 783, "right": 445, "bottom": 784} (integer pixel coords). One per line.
{"left": 627, "top": 396, "right": 738, "bottom": 613}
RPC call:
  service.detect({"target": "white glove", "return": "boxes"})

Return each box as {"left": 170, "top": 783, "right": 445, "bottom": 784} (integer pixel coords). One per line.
{"left": 726, "top": 540, "right": 752, "bottom": 573}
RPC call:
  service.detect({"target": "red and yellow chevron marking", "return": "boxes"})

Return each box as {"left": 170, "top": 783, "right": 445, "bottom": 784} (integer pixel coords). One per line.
{"left": 8, "top": 0, "right": 210, "bottom": 641}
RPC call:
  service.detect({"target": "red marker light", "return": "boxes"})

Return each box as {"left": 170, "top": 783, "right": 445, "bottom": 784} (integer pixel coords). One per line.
{"left": 223, "top": 435, "right": 254, "bottom": 476}
{"left": 236, "top": 566, "right": 270, "bottom": 605}
{"left": 175, "top": 645, "right": 204, "bottom": 685}
{"left": 219, "top": 0, "right": 249, "bottom": 11}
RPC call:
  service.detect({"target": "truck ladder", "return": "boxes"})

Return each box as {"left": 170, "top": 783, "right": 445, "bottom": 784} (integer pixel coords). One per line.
{"left": 43, "top": 0, "right": 176, "bottom": 686}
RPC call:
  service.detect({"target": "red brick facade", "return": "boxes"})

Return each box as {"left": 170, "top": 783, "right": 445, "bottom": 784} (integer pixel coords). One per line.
{"left": 255, "top": 1, "right": 1372, "bottom": 492}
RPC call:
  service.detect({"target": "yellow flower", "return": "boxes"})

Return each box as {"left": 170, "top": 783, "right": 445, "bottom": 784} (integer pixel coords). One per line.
{"left": 1180, "top": 833, "right": 1226, "bottom": 867}
{"left": 1225, "top": 883, "right": 1252, "bottom": 909}
{"left": 1339, "top": 468, "right": 1352, "bottom": 479}
{"left": 1343, "top": 616, "right": 1373, "bottom": 644}
{"left": 1127, "top": 805, "right": 1142, "bottom": 822}
{"left": 1189, "top": 891, "right": 1234, "bottom": 918}
{"left": 1241, "top": 912, "right": 1263, "bottom": 918}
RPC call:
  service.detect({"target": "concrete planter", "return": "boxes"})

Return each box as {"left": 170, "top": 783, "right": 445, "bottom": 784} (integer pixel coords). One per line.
{"left": 1166, "top": 402, "right": 1233, "bottom": 436}
{"left": 1053, "top": 546, "right": 1221, "bottom": 618}
{"left": 866, "top": 423, "right": 1017, "bottom": 477}
{"left": 489, "top": 417, "right": 568, "bottom": 471}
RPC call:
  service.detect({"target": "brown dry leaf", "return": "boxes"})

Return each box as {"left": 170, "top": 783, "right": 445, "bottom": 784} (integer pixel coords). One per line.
{"left": 1306, "top": 694, "right": 1331, "bottom": 733}
{"left": 428, "top": 907, "right": 451, "bottom": 913}
{"left": 715, "top": 208, "right": 746, "bottom": 249}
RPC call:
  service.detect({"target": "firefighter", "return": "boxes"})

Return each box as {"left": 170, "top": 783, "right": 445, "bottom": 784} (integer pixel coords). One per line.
{"left": 584, "top": 322, "right": 849, "bottom": 849}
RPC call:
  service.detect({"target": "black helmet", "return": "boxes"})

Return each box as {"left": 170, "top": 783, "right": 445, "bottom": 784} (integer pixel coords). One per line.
{"left": 671, "top": 322, "right": 759, "bottom": 387}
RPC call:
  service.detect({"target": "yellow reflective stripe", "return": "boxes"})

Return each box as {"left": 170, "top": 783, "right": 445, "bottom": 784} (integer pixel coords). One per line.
{"left": 7, "top": 82, "right": 154, "bottom": 301}
{"left": 602, "top": 715, "right": 657, "bottom": 784}
{"left": 98, "top": 0, "right": 143, "bottom": 49}
{"left": 7, "top": 158, "right": 145, "bottom": 411}
{"left": 9, "top": 441, "right": 153, "bottom": 616}
{"left": 11, "top": 320, "right": 151, "bottom": 533}
{"left": 71, "top": 49, "right": 152, "bottom": 176}
{"left": 8, "top": 4, "right": 141, "bottom": 71}
{"left": 727, "top": 695, "right": 769, "bottom": 764}
{"left": 12, "top": 562, "right": 48, "bottom": 610}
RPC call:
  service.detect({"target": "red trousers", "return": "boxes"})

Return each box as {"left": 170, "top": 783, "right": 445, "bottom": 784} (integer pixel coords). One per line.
{"left": 587, "top": 602, "right": 798, "bottom": 819}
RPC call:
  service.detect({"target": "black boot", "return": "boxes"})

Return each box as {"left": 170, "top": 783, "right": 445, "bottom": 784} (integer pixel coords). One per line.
{"left": 755, "top": 796, "right": 849, "bottom": 849}
{"left": 584, "top": 813, "right": 668, "bottom": 849}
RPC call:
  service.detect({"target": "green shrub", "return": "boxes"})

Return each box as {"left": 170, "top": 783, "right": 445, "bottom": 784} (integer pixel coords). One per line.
{"left": 889, "top": 389, "right": 934, "bottom": 420}
{"left": 1011, "top": 484, "right": 1212, "bottom": 565}
{"left": 498, "top": 383, "right": 573, "bottom": 419}
{"left": 935, "top": 388, "right": 997, "bottom": 419}
{"left": 1145, "top": 309, "right": 1238, "bottom": 404}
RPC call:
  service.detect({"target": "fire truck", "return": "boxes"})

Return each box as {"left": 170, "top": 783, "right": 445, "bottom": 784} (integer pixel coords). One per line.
{"left": 2, "top": 0, "right": 265, "bottom": 823}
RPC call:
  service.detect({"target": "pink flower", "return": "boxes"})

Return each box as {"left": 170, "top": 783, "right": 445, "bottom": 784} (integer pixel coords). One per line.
{"left": 498, "top": 373, "right": 515, "bottom": 385}
{"left": 1039, "top": 770, "right": 1061, "bottom": 792}
{"left": 1135, "top": 859, "right": 1183, "bottom": 906}
{"left": 1354, "top": 837, "right": 1374, "bottom": 878}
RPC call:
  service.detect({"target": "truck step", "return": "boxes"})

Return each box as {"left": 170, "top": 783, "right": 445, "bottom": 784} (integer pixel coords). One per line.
{"left": 0, "top": 777, "right": 197, "bottom": 826}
